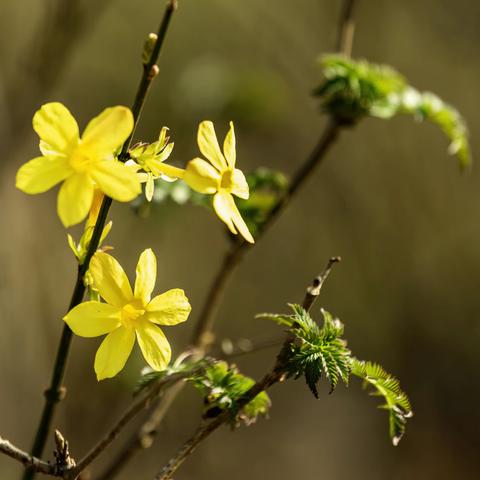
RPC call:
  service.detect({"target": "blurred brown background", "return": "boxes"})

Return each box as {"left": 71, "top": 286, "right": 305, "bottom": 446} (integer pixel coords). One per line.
{"left": 1, "top": 0, "right": 479, "bottom": 479}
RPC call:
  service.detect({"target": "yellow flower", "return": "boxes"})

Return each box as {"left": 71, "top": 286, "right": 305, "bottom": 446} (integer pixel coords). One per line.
{"left": 126, "top": 127, "right": 184, "bottom": 202}
{"left": 64, "top": 249, "right": 191, "bottom": 380}
{"left": 16, "top": 102, "right": 141, "bottom": 227}
{"left": 183, "top": 121, "right": 254, "bottom": 244}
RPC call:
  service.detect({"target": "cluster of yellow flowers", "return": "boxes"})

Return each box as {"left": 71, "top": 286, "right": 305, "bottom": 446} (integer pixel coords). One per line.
{"left": 16, "top": 102, "right": 255, "bottom": 379}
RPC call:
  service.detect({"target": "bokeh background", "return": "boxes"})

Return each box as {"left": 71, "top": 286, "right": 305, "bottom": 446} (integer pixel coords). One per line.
{"left": 1, "top": 0, "right": 479, "bottom": 479}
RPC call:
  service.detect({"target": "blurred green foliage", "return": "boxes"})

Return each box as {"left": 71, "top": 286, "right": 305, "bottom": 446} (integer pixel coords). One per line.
{"left": 315, "top": 55, "right": 471, "bottom": 168}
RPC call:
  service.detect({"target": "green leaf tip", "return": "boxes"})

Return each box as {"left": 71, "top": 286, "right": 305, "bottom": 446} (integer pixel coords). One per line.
{"left": 351, "top": 359, "right": 413, "bottom": 445}
{"left": 315, "top": 55, "right": 471, "bottom": 168}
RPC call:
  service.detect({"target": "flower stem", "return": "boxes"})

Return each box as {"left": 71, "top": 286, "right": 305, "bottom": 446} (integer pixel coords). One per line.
{"left": 22, "top": 2, "right": 177, "bottom": 479}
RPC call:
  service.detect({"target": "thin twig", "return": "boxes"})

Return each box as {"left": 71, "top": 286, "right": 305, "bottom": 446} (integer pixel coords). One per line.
{"left": 96, "top": 2, "right": 358, "bottom": 477}
{"left": 302, "top": 256, "right": 341, "bottom": 311}
{"left": 67, "top": 364, "right": 204, "bottom": 480}
{"left": 336, "top": 0, "right": 357, "bottom": 56}
{"left": 21, "top": 2, "right": 178, "bottom": 479}
{"left": 0, "top": 438, "right": 53, "bottom": 476}
{"left": 154, "top": 261, "right": 339, "bottom": 480}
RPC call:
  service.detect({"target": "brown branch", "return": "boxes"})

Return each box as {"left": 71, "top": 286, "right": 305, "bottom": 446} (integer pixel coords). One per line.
{"left": 154, "top": 261, "right": 339, "bottom": 480}
{"left": 96, "top": 1, "right": 358, "bottom": 478}
{"left": 336, "top": 0, "right": 357, "bottom": 56}
{"left": 0, "top": 437, "right": 54, "bottom": 476}
{"left": 1, "top": 366, "right": 205, "bottom": 479}
{"left": 66, "top": 365, "right": 200, "bottom": 480}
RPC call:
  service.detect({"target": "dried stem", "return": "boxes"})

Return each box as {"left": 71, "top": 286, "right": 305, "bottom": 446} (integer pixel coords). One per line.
{"left": 155, "top": 261, "right": 339, "bottom": 480}
{"left": 21, "top": 2, "right": 178, "bottom": 479}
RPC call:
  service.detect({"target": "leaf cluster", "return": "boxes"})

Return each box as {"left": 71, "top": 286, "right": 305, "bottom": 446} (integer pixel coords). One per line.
{"left": 259, "top": 304, "right": 413, "bottom": 444}
{"left": 189, "top": 361, "right": 271, "bottom": 427}
{"left": 351, "top": 359, "right": 413, "bottom": 445}
{"left": 314, "top": 55, "right": 406, "bottom": 123}
{"left": 315, "top": 55, "right": 471, "bottom": 168}
{"left": 259, "top": 305, "right": 351, "bottom": 396}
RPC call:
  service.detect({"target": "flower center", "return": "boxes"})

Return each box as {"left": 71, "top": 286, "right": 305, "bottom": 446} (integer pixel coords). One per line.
{"left": 220, "top": 169, "right": 234, "bottom": 191}
{"left": 69, "top": 146, "right": 93, "bottom": 173}
{"left": 120, "top": 300, "right": 145, "bottom": 328}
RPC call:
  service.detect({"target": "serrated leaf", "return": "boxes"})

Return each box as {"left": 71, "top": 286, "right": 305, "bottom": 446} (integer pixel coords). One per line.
{"left": 276, "top": 305, "right": 352, "bottom": 396}
{"left": 351, "top": 359, "right": 412, "bottom": 445}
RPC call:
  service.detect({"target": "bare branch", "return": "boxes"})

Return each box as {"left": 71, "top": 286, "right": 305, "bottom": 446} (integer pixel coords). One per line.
{"left": 336, "top": 0, "right": 357, "bottom": 56}
{"left": 0, "top": 437, "right": 54, "bottom": 476}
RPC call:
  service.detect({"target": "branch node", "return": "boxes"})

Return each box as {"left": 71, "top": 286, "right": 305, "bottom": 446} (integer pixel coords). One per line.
{"left": 44, "top": 386, "right": 67, "bottom": 403}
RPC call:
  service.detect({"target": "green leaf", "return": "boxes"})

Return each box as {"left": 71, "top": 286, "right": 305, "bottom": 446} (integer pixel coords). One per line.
{"left": 274, "top": 305, "right": 352, "bottom": 396}
{"left": 315, "top": 55, "right": 471, "bottom": 168}
{"left": 351, "top": 359, "right": 413, "bottom": 445}
{"left": 189, "top": 361, "right": 271, "bottom": 427}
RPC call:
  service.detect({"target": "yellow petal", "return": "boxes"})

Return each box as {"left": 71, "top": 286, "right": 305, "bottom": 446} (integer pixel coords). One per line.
{"left": 81, "top": 106, "right": 134, "bottom": 158}
{"left": 86, "top": 189, "right": 105, "bottom": 228}
{"left": 213, "top": 191, "right": 254, "bottom": 243}
{"left": 16, "top": 155, "right": 72, "bottom": 194}
{"left": 152, "top": 163, "right": 185, "bottom": 180}
{"left": 213, "top": 191, "right": 237, "bottom": 235}
{"left": 197, "top": 121, "right": 227, "bottom": 171}
{"left": 145, "top": 289, "right": 191, "bottom": 325}
{"left": 228, "top": 195, "right": 255, "bottom": 244}
{"left": 64, "top": 301, "right": 121, "bottom": 337}
{"left": 183, "top": 158, "right": 220, "bottom": 194}
{"left": 94, "top": 326, "right": 135, "bottom": 380}
{"left": 135, "top": 322, "right": 171, "bottom": 371}
{"left": 90, "top": 251, "right": 133, "bottom": 308}
{"left": 134, "top": 248, "right": 156, "bottom": 304}
{"left": 90, "top": 160, "right": 141, "bottom": 202}
{"left": 145, "top": 174, "right": 154, "bottom": 202}
{"left": 155, "top": 141, "right": 174, "bottom": 163}
{"left": 223, "top": 121, "right": 236, "bottom": 168}
{"left": 230, "top": 168, "right": 249, "bottom": 199}
{"left": 33, "top": 103, "right": 79, "bottom": 154}
{"left": 57, "top": 173, "right": 95, "bottom": 227}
